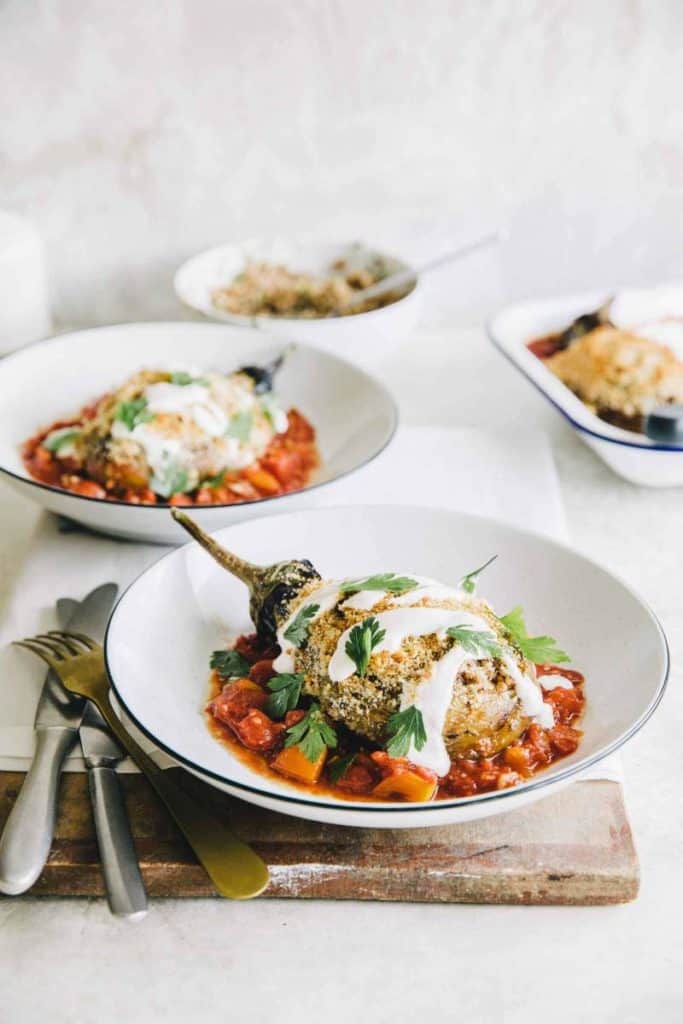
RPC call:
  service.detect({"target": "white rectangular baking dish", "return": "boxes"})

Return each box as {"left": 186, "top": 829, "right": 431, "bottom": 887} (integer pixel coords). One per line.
{"left": 488, "top": 290, "right": 683, "bottom": 487}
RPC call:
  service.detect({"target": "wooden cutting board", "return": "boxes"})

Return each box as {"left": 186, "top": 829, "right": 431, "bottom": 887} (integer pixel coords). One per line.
{"left": 0, "top": 770, "right": 638, "bottom": 904}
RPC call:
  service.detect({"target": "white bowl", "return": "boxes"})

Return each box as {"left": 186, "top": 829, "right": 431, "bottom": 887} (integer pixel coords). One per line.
{"left": 174, "top": 239, "right": 422, "bottom": 371}
{"left": 105, "top": 505, "right": 668, "bottom": 829}
{"left": 488, "top": 291, "right": 683, "bottom": 487}
{"left": 0, "top": 323, "right": 397, "bottom": 544}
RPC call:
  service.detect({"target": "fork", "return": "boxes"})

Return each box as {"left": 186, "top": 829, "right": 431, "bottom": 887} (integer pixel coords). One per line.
{"left": 14, "top": 630, "right": 269, "bottom": 900}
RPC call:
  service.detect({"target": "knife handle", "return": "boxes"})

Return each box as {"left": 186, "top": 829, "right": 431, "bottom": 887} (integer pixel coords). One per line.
{"left": 87, "top": 766, "right": 147, "bottom": 919}
{"left": 0, "top": 728, "right": 75, "bottom": 895}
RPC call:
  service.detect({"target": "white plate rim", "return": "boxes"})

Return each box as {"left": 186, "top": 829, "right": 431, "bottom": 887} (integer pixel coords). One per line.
{"left": 487, "top": 290, "right": 683, "bottom": 453}
{"left": 0, "top": 322, "right": 399, "bottom": 511}
{"left": 103, "top": 503, "right": 671, "bottom": 816}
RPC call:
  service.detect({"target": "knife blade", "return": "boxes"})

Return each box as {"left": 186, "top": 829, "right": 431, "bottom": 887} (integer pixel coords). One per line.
{"left": 80, "top": 704, "right": 147, "bottom": 918}
{"left": 0, "top": 583, "right": 118, "bottom": 895}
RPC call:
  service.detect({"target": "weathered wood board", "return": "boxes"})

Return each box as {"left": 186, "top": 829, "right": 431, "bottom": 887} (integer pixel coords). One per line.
{"left": 0, "top": 770, "right": 639, "bottom": 904}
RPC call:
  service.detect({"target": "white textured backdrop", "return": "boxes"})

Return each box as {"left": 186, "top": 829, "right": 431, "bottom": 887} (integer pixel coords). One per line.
{"left": 1, "top": 0, "right": 683, "bottom": 327}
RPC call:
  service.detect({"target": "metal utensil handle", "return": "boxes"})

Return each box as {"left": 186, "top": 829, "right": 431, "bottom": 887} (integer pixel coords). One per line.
{"left": 87, "top": 765, "right": 147, "bottom": 919}
{"left": 0, "top": 728, "right": 75, "bottom": 895}
{"left": 90, "top": 690, "right": 269, "bottom": 899}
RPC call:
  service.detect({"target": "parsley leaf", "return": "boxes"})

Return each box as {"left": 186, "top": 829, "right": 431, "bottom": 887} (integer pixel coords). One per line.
{"left": 201, "top": 471, "right": 226, "bottom": 489}
{"left": 385, "top": 705, "right": 427, "bottom": 758}
{"left": 285, "top": 702, "right": 337, "bottom": 762}
{"left": 446, "top": 624, "right": 502, "bottom": 658}
{"left": 114, "top": 397, "right": 154, "bottom": 431}
{"left": 265, "top": 672, "right": 303, "bottom": 719}
{"left": 43, "top": 428, "right": 81, "bottom": 453}
{"left": 327, "top": 752, "right": 357, "bottom": 784}
{"left": 340, "top": 573, "right": 418, "bottom": 596}
{"left": 170, "top": 371, "right": 209, "bottom": 386}
{"left": 499, "top": 606, "right": 570, "bottom": 664}
{"left": 345, "top": 616, "right": 386, "bottom": 677}
{"left": 226, "top": 410, "right": 253, "bottom": 441}
{"left": 210, "top": 649, "right": 250, "bottom": 679}
{"left": 460, "top": 555, "right": 498, "bottom": 594}
{"left": 151, "top": 457, "right": 190, "bottom": 498}
{"left": 283, "top": 603, "right": 319, "bottom": 647}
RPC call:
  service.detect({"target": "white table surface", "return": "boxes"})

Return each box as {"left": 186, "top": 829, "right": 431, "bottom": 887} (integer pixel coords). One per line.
{"left": 1, "top": 325, "right": 681, "bottom": 1023}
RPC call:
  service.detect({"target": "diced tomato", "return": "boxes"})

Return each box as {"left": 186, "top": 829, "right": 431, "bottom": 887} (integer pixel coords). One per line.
{"left": 249, "top": 659, "right": 276, "bottom": 686}
{"left": 234, "top": 633, "right": 279, "bottom": 664}
{"left": 262, "top": 449, "right": 305, "bottom": 486}
{"left": 544, "top": 685, "right": 585, "bottom": 725}
{"left": 168, "top": 493, "right": 192, "bottom": 506}
{"left": 547, "top": 724, "right": 582, "bottom": 756}
{"left": 522, "top": 723, "right": 553, "bottom": 767}
{"left": 334, "top": 753, "right": 379, "bottom": 794}
{"left": 244, "top": 465, "right": 281, "bottom": 495}
{"left": 284, "top": 709, "right": 305, "bottom": 728}
{"left": 63, "top": 477, "right": 107, "bottom": 499}
{"left": 233, "top": 709, "right": 284, "bottom": 752}
{"left": 535, "top": 664, "right": 585, "bottom": 687}
{"left": 209, "top": 679, "right": 267, "bottom": 727}
{"left": 370, "top": 750, "right": 437, "bottom": 784}
{"left": 284, "top": 409, "right": 315, "bottom": 443}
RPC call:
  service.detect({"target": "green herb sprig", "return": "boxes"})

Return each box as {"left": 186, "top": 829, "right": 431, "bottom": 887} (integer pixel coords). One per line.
{"left": 327, "top": 752, "right": 357, "bottom": 784}
{"left": 210, "top": 649, "right": 250, "bottom": 679}
{"left": 115, "top": 397, "right": 154, "bottom": 431}
{"left": 446, "top": 624, "right": 502, "bottom": 659}
{"left": 265, "top": 673, "right": 304, "bottom": 719}
{"left": 499, "top": 606, "right": 570, "bottom": 664}
{"left": 283, "top": 604, "right": 319, "bottom": 647}
{"left": 460, "top": 555, "right": 498, "bottom": 594}
{"left": 340, "top": 573, "right": 418, "bottom": 596}
{"left": 170, "top": 371, "right": 209, "bottom": 387}
{"left": 385, "top": 705, "right": 427, "bottom": 758}
{"left": 345, "top": 616, "right": 386, "bottom": 677}
{"left": 285, "top": 702, "right": 337, "bottom": 762}
{"left": 226, "top": 410, "right": 253, "bottom": 441}
{"left": 43, "top": 428, "right": 81, "bottom": 453}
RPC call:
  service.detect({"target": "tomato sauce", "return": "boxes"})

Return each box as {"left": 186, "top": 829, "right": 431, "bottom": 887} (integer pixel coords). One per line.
{"left": 22, "top": 407, "right": 319, "bottom": 505}
{"left": 205, "top": 633, "right": 585, "bottom": 804}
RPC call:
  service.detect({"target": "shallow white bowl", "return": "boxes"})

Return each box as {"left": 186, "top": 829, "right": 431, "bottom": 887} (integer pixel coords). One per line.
{"left": 488, "top": 290, "right": 683, "bottom": 486}
{"left": 174, "top": 239, "right": 422, "bottom": 372}
{"left": 105, "top": 505, "right": 668, "bottom": 829}
{"left": 0, "top": 323, "right": 397, "bottom": 544}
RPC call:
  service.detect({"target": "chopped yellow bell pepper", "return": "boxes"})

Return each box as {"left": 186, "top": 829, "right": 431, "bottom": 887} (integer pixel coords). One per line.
{"left": 271, "top": 744, "right": 327, "bottom": 784}
{"left": 372, "top": 770, "right": 437, "bottom": 802}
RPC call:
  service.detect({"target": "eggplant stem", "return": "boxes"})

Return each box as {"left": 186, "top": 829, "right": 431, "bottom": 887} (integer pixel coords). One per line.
{"left": 170, "top": 509, "right": 264, "bottom": 588}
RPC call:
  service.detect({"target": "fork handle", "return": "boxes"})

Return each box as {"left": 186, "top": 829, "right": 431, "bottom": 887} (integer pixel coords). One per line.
{"left": 0, "top": 728, "right": 75, "bottom": 895}
{"left": 92, "top": 694, "right": 269, "bottom": 899}
{"left": 87, "top": 766, "right": 147, "bottom": 919}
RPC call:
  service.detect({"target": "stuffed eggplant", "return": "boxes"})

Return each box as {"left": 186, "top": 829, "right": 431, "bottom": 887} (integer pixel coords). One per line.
{"left": 22, "top": 353, "right": 319, "bottom": 505}
{"left": 173, "top": 511, "right": 585, "bottom": 801}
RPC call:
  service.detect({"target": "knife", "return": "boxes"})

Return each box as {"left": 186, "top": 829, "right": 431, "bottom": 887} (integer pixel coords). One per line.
{"left": 0, "top": 583, "right": 118, "bottom": 895}
{"left": 79, "top": 703, "right": 147, "bottom": 918}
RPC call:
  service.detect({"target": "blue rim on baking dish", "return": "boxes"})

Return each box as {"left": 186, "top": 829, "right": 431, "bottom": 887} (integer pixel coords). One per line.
{"left": 103, "top": 506, "right": 671, "bottom": 816}
{"left": 486, "top": 298, "right": 683, "bottom": 452}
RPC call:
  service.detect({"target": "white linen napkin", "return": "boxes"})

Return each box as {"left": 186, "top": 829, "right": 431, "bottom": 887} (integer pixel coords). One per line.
{"left": 0, "top": 425, "right": 620, "bottom": 780}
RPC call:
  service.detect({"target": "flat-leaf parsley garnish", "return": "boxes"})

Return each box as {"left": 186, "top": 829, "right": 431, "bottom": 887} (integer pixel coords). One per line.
{"left": 265, "top": 673, "right": 303, "bottom": 719}
{"left": 283, "top": 604, "right": 319, "bottom": 647}
{"left": 460, "top": 555, "right": 498, "bottom": 594}
{"left": 327, "top": 752, "right": 357, "bottom": 784}
{"left": 170, "top": 371, "right": 209, "bottom": 386}
{"left": 385, "top": 705, "right": 427, "bottom": 758}
{"left": 345, "top": 616, "right": 386, "bottom": 677}
{"left": 499, "top": 606, "right": 570, "bottom": 664}
{"left": 340, "top": 573, "right": 418, "bottom": 596}
{"left": 446, "top": 624, "right": 502, "bottom": 658}
{"left": 226, "top": 410, "right": 253, "bottom": 441}
{"left": 43, "top": 428, "right": 81, "bottom": 453}
{"left": 115, "top": 397, "right": 154, "bottom": 431}
{"left": 285, "top": 702, "right": 337, "bottom": 762}
{"left": 210, "top": 649, "right": 250, "bottom": 679}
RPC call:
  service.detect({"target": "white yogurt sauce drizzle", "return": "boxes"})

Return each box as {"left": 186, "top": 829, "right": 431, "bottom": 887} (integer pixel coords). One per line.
{"left": 274, "top": 578, "right": 554, "bottom": 776}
